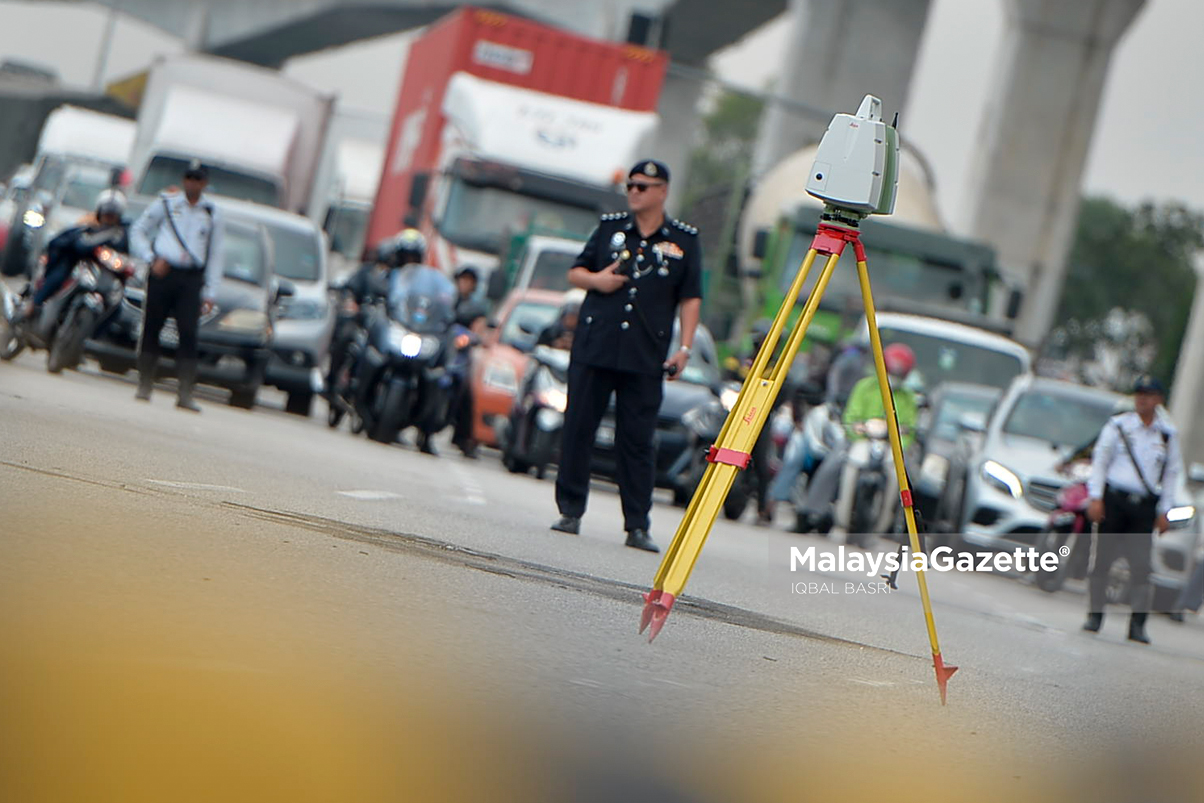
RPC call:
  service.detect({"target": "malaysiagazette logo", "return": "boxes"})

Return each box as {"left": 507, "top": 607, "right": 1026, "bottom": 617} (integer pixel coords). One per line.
{"left": 789, "top": 545, "right": 1062, "bottom": 577}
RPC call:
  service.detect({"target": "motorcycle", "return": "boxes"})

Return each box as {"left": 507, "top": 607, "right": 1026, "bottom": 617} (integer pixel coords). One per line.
{"left": 331, "top": 265, "right": 470, "bottom": 446}
{"left": 1, "top": 244, "right": 138, "bottom": 372}
{"left": 500, "top": 345, "right": 570, "bottom": 480}
{"left": 675, "top": 384, "right": 760, "bottom": 518}
{"left": 832, "top": 418, "right": 896, "bottom": 549}
{"left": 1031, "top": 459, "right": 1093, "bottom": 593}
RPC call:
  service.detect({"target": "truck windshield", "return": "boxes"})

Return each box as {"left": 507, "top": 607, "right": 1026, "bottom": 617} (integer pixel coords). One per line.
{"left": 266, "top": 224, "right": 321, "bottom": 282}
{"left": 875, "top": 326, "right": 1026, "bottom": 392}
{"left": 528, "top": 249, "right": 578, "bottom": 292}
{"left": 140, "top": 156, "right": 281, "bottom": 208}
{"left": 222, "top": 225, "right": 268, "bottom": 286}
{"left": 781, "top": 236, "right": 988, "bottom": 317}
{"left": 439, "top": 180, "right": 600, "bottom": 254}
{"left": 60, "top": 171, "right": 112, "bottom": 210}
{"left": 323, "top": 202, "right": 370, "bottom": 259}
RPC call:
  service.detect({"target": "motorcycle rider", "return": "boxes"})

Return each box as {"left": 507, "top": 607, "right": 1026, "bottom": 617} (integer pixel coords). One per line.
{"left": 794, "top": 342, "right": 918, "bottom": 534}
{"left": 23, "top": 189, "right": 129, "bottom": 318}
{"left": 325, "top": 230, "right": 426, "bottom": 397}
{"left": 536, "top": 288, "right": 585, "bottom": 350}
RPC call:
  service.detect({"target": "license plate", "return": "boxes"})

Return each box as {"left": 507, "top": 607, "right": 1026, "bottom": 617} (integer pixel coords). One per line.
{"left": 596, "top": 424, "right": 614, "bottom": 446}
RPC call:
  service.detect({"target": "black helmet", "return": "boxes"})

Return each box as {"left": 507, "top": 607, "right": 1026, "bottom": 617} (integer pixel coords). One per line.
{"left": 454, "top": 265, "right": 479, "bottom": 283}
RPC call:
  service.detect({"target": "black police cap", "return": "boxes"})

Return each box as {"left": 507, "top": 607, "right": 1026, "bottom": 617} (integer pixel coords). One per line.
{"left": 629, "top": 160, "right": 670, "bottom": 183}
{"left": 183, "top": 158, "right": 209, "bottom": 180}
{"left": 1133, "top": 375, "right": 1166, "bottom": 395}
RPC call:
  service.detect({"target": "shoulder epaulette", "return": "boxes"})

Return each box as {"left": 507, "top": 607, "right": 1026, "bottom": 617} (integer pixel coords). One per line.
{"left": 600, "top": 212, "right": 629, "bottom": 222}
{"left": 671, "top": 219, "right": 698, "bottom": 235}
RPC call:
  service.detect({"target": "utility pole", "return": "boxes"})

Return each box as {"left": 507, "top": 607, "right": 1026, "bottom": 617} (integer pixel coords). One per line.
{"left": 92, "top": 1, "right": 121, "bottom": 92}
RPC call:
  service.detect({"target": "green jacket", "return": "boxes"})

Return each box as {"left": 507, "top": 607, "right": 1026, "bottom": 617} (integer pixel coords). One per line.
{"left": 843, "top": 374, "right": 918, "bottom": 449}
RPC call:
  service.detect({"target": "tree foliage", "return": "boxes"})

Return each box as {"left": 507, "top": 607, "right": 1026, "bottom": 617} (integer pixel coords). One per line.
{"left": 1047, "top": 197, "right": 1202, "bottom": 389}
{"left": 680, "top": 89, "right": 764, "bottom": 217}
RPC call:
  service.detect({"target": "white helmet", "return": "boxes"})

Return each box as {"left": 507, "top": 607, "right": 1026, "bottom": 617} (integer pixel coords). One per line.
{"left": 95, "top": 188, "right": 127, "bottom": 219}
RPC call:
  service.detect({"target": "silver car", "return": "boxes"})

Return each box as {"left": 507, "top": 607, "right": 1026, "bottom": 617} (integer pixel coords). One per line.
{"left": 939, "top": 375, "right": 1200, "bottom": 606}
{"left": 215, "top": 199, "right": 336, "bottom": 417}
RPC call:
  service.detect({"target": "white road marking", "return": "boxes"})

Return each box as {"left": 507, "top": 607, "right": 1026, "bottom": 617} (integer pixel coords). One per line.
{"left": 849, "top": 678, "right": 895, "bottom": 687}
{"left": 145, "top": 480, "right": 246, "bottom": 493}
{"left": 448, "top": 464, "right": 487, "bottom": 506}
{"left": 337, "top": 490, "right": 402, "bottom": 501}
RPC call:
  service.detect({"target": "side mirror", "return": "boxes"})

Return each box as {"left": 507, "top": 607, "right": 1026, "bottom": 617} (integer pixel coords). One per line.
{"left": 274, "top": 279, "right": 296, "bottom": 303}
{"left": 957, "top": 411, "right": 987, "bottom": 434}
{"left": 486, "top": 267, "right": 507, "bottom": 301}
{"left": 408, "top": 172, "right": 430, "bottom": 213}
{"left": 752, "top": 228, "right": 770, "bottom": 259}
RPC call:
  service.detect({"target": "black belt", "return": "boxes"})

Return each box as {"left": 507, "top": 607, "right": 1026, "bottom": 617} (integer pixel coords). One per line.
{"left": 1105, "top": 484, "right": 1156, "bottom": 507}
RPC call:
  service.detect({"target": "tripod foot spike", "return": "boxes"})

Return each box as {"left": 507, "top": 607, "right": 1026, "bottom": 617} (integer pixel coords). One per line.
{"left": 640, "top": 590, "right": 676, "bottom": 642}
{"left": 932, "top": 653, "right": 958, "bottom": 706}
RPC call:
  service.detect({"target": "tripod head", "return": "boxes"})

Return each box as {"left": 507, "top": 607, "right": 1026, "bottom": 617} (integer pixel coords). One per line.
{"left": 805, "top": 94, "right": 899, "bottom": 220}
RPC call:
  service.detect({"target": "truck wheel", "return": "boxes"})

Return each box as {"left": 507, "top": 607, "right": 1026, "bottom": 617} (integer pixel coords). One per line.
{"left": 285, "top": 391, "right": 313, "bottom": 417}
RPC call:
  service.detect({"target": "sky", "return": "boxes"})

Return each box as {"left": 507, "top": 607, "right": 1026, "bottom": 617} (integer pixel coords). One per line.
{"left": 1, "top": 0, "right": 1201, "bottom": 236}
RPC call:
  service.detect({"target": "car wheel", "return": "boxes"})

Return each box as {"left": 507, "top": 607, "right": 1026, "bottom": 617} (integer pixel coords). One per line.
{"left": 286, "top": 391, "right": 313, "bottom": 417}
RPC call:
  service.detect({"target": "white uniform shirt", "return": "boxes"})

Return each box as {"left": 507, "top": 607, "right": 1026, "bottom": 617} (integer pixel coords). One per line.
{"left": 1088, "top": 410, "right": 1182, "bottom": 516}
{"left": 130, "top": 192, "right": 225, "bottom": 301}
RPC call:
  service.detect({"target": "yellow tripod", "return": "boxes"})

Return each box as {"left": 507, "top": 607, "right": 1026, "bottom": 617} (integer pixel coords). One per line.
{"left": 640, "top": 207, "right": 959, "bottom": 704}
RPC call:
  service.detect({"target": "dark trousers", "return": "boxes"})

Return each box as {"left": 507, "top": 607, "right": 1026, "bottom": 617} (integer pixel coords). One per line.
{"left": 1089, "top": 486, "right": 1156, "bottom": 614}
{"left": 451, "top": 354, "right": 476, "bottom": 448}
{"left": 32, "top": 260, "right": 72, "bottom": 306}
{"left": 138, "top": 267, "right": 203, "bottom": 392}
{"left": 555, "top": 362, "right": 662, "bottom": 532}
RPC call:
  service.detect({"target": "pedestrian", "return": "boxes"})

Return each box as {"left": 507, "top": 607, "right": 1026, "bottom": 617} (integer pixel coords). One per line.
{"left": 1084, "top": 375, "right": 1183, "bottom": 644}
{"left": 550, "top": 160, "right": 702, "bottom": 553}
{"left": 129, "top": 159, "right": 224, "bottom": 412}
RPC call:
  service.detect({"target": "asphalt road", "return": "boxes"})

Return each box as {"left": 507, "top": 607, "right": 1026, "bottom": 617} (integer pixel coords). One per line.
{"left": 3, "top": 349, "right": 1204, "bottom": 802}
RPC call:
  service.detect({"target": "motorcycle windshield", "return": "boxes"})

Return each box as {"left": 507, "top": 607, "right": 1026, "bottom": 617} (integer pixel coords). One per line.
{"left": 387, "top": 265, "right": 456, "bottom": 334}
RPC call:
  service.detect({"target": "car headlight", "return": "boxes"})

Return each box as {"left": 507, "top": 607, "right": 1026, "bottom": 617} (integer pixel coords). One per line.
{"left": 537, "top": 388, "right": 568, "bottom": 413}
{"left": 22, "top": 210, "right": 44, "bottom": 228}
{"left": 277, "top": 298, "right": 328, "bottom": 321}
{"left": 982, "top": 459, "right": 1023, "bottom": 499}
{"left": 719, "top": 387, "right": 739, "bottom": 411}
{"left": 919, "top": 453, "right": 949, "bottom": 488}
{"left": 1167, "top": 505, "right": 1195, "bottom": 524}
{"left": 217, "top": 309, "right": 269, "bottom": 334}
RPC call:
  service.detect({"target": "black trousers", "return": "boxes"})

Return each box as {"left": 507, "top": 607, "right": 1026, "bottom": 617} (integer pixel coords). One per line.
{"left": 1089, "top": 486, "right": 1156, "bottom": 614}
{"left": 138, "top": 267, "right": 203, "bottom": 389}
{"left": 555, "top": 362, "right": 662, "bottom": 532}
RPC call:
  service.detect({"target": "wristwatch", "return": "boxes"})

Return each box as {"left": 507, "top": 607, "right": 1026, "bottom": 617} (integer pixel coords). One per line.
{"left": 679, "top": 345, "right": 692, "bottom": 355}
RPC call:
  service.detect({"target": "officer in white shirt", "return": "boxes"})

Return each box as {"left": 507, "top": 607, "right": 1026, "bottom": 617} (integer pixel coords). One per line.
{"left": 129, "top": 159, "right": 224, "bottom": 412}
{"left": 1084, "top": 375, "right": 1182, "bottom": 643}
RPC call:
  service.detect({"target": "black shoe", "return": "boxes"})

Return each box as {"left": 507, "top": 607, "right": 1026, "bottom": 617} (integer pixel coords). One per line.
{"left": 176, "top": 396, "right": 201, "bottom": 413}
{"left": 551, "top": 516, "right": 580, "bottom": 535}
{"left": 625, "top": 529, "right": 659, "bottom": 553}
{"left": 1083, "top": 612, "right": 1103, "bottom": 633}
{"left": 135, "top": 382, "right": 153, "bottom": 402}
{"left": 1167, "top": 611, "right": 1186, "bottom": 623}
{"left": 418, "top": 434, "right": 438, "bottom": 455}
{"left": 792, "top": 512, "right": 814, "bottom": 534}
{"left": 1128, "top": 614, "right": 1151, "bottom": 644}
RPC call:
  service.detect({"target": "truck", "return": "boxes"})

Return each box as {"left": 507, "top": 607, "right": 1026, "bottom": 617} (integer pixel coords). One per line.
{"left": 308, "top": 108, "right": 389, "bottom": 279}
{"left": 367, "top": 6, "right": 668, "bottom": 285}
{"left": 128, "top": 54, "right": 334, "bottom": 214}
{"left": 734, "top": 143, "right": 1024, "bottom": 354}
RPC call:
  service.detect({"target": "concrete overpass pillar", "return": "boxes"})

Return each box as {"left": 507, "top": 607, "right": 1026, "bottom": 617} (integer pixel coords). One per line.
{"left": 654, "top": 69, "right": 704, "bottom": 216}
{"left": 1169, "top": 257, "right": 1204, "bottom": 470}
{"left": 750, "top": 0, "right": 932, "bottom": 179}
{"left": 962, "top": 0, "right": 1146, "bottom": 348}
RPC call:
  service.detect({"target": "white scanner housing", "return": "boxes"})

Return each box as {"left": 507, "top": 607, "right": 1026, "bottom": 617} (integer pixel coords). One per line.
{"left": 805, "top": 94, "right": 899, "bottom": 216}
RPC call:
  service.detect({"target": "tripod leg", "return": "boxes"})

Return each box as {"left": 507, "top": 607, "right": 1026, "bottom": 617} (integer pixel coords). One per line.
{"left": 855, "top": 254, "right": 958, "bottom": 704}
{"left": 642, "top": 248, "right": 842, "bottom": 640}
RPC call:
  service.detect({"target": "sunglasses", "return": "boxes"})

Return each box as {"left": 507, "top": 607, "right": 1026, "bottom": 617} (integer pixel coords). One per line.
{"left": 626, "top": 181, "right": 665, "bottom": 193}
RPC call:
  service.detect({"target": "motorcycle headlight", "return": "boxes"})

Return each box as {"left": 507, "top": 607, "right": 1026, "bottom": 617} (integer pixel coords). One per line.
{"left": 22, "top": 210, "right": 44, "bottom": 229}
{"left": 536, "top": 388, "right": 568, "bottom": 413}
{"left": 982, "top": 460, "right": 1023, "bottom": 499}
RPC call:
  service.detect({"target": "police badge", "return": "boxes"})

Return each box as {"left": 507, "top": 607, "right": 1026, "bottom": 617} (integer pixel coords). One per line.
{"left": 610, "top": 231, "right": 626, "bottom": 249}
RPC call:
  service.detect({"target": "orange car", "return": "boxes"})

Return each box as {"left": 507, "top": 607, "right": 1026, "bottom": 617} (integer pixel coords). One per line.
{"left": 471, "top": 288, "right": 566, "bottom": 446}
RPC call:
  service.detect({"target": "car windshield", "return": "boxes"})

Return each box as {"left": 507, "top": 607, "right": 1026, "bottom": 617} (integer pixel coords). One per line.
{"left": 876, "top": 326, "right": 1026, "bottom": 392}
{"left": 266, "top": 223, "right": 321, "bottom": 282}
{"left": 501, "top": 300, "right": 561, "bottom": 351}
{"left": 931, "top": 390, "right": 1000, "bottom": 442}
{"left": 388, "top": 265, "right": 456, "bottom": 334}
{"left": 1002, "top": 389, "right": 1116, "bottom": 448}
{"left": 222, "top": 225, "right": 268, "bottom": 285}
{"left": 439, "top": 180, "right": 601, "bottom": 254}
{"left": 324, "top": 202, "right": 369, "bottom": 259}
{"left": 60, "top": 171, "right": 111, "bottom": 210}
{"left": 526, "top": 248, "right": 578, "bottom": 292}
{"left": 139, "top": 156, "right": 281, "bottom": 208}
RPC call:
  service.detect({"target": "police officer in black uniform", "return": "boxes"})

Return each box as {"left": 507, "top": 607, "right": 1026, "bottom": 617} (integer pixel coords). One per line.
{"left": 550, "top": 160, "right": 703, "bottom": 552}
